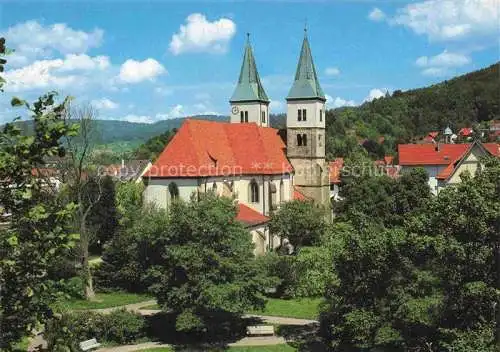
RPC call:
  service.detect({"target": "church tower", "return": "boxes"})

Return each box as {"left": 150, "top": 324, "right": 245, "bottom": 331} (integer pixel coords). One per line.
{"left": 286, "top": 29, "right": 330, "bottom": 207}
{"left": 230, "top": 34, "right": 270, "bottom": 127}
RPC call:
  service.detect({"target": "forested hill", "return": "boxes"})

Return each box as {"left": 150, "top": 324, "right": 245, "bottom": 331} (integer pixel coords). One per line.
{"left": 6, "top": 114, "right": 227, "bottom": 145}
{"left": 324, "top": 62, "right": 500, "bottom": 159}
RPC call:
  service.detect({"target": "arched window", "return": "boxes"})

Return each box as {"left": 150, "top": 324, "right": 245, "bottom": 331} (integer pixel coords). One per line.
{"left": 280, "top": 180, "right": 285, "bottom": 203}
{"left": 168, "top": 182, "right": 179, "bottom": 199}
{"left": 297, "top": 134, "right": 302, "bottom": 146}
{"left": 302, "top": 134, "right": 308, "bottom": 146}
{"left": 249, "top": 179, "right": 259, "bottom": 203}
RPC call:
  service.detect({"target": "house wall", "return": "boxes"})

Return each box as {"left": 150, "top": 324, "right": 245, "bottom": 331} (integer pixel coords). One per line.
{"left": 144, "top": 174, "right": 292, "bottom": 216}
{"left": 400, "top": 165, "right": 447, "bottom": 195}
{"left": 143, "top": 174, "right": 290, "bottom": 255}
{"left": 447, "top": 145, "right": 485, "bottom": 185}
{"left": 248, "top": 224, "right": 281, "bottom": 256}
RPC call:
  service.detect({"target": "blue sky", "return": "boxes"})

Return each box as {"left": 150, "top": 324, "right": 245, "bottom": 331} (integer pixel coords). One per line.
{"left": 1, "top": 0, "right": 498, "bottom": 124}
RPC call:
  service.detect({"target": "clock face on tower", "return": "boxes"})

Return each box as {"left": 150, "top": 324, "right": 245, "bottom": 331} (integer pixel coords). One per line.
{"left": 231, "top": 106, "right": 240, "bottom": 115}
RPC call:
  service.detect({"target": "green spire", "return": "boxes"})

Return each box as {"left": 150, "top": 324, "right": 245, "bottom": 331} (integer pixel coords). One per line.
{"left": 230, "top": 34, "right": 269, "bottom": 103}
{"left": 287, "top": 29, "right": 325, "bottom": 101}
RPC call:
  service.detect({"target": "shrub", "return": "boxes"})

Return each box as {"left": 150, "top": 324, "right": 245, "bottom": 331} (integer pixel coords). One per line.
{"left": 259, "top": 247, "right": 337, "bottom": 299}
{"left": 44, "top": 309, "right": 145, "bottom": 349}
{"left": 101, "top": 309, "right": 146, "bottom": 344}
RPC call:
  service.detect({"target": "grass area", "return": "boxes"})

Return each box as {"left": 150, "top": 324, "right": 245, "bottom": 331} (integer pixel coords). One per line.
{"left": 249, "top": 298, "right": 321, "bottom": 320}
{"left": 135, "top": 345, "right": 295, "bottom": 352}
{"left": 54, "top": 292, "right": 151, "bottom": 310}
{"left": 141, "top": 297, "right": 321, "bottom": 320}
{"left": 13, "top": 336, "right": 30, "bottom": 351}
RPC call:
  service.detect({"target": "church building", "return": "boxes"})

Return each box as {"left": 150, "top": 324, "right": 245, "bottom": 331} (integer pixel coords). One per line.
{"left": 143, "top": 30, "right": 331, "bottom": 254}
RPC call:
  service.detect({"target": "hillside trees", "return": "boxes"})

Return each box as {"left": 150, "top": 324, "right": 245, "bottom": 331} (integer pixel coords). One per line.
{"left": 0, "top": 93, "right": 78, "bottom": 349}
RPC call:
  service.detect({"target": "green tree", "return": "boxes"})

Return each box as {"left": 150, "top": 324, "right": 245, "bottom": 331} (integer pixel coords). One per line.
{"left": 336, "top": 168, "right": 430, "bottom": 228}
{"left": 87, "top": 175, "right": 118, "bottom": 252}
{"left": 149, "top": 194, "right": 271, "bottom": 332}
{"left": 269, "top": 200, "right": 326, "bottom": 249}
{"left": 321, "top": 159, "right": 499, "bottom": 351}
{"left": 95, "top": 205, "right": 169, "bottom": 293}
{"left": 0, "top": 93, "right": 78, "bottom": 350}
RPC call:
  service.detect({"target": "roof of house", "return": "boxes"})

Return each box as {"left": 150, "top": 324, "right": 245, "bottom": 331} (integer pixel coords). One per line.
{"left": 399, "top": 142, "right": 500, "bottom": 167}
{"left": 459, "top": 127, "right": 473, "bottom": 136}
{"left": 236, "top": 203, "right": 269, "bottom": 227}
{"left": 230, "top": 36, "right": 269, "bottom": 103}
{"left": 286, "top": 30, "right": 325, "bottom": 101}
{"left": 428, "top": 131, "right": 439, "bottom": 138}
{"left": 329, "top": 158, "right": 344, "bottom": 184}
{"left": 293, "top": 187, "right": 309, "bottom": 201}
{"left": 144, "top": 119, "right": 293, "bottom": 178}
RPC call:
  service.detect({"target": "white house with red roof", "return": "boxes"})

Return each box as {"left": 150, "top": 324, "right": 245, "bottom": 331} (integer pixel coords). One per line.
{"left": 398, "top": 141, "right": 499, "bottom": 195}
{"left": 142, "top": 30, "right": 332, "bottom": 254}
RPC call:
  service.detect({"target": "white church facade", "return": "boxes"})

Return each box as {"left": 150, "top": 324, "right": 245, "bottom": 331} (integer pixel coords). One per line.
{"left": 143, "top": 30, "right": 330, "bottom": 254}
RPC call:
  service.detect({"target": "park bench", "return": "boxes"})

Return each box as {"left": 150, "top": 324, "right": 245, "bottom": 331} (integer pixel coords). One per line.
{"left": 246, "top": 325, "right": 274, "bottom": 336}
{"left": 79, "top": 338, "right": 101, "bottom": 351}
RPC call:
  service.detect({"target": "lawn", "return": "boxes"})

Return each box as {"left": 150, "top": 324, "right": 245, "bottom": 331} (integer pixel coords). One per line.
{"left": 135, "top": 345, "right": 296, "bottom": 351}
{"left": 54, "top": 292, "right": 151, "bottom": 310}
{"left": 141, "top": 298, "right": 322, "bottom": 320}
{"left": 249, "top": 297, "right": 321, "bottom": 320}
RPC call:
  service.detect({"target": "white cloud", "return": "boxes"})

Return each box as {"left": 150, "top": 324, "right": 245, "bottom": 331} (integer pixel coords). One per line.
{"left": 326, "top": 94, "right": 356, "bottom": 108}
{"left": 421, "top": 67, "right": 449, "bottom": 77}
{"left": 92, "top": 98, "right": 119, "bottom": 110}
{"left": 416, "top": 50, "right": 470, "bottom": 68}
{"left": 368, "top": 8, "right": 386, "bottom": 22}
{"left": 324, "top": 67, "right": 340, "bottom": 76}
{"left": 364, "top": 88, "right": 387, "bottom": 102}
{"left": 415, "top": 50, "right": 471, "bottom": 76}
{"left": 121, "top": 114, "right": 155, "bottom": 124}
{"left": 154, "top": 86, "right": 173, "bottom": 96}
{"left": 118, "top": 58, "right": 166, "bottom": 83}
{"left": 169, "top": 13, "right": 236, "bottom": 55}
{"left": 4, "top": 54, "right": 111, "bottom": 92}
{"left": 391, "top": 0, "right": 499, "bottom": 41}
{"left": 156, "top": 105, "right": 184, "bottom": 119}
{"left": 2, "top": 20, "right": 104, "bottom": 65}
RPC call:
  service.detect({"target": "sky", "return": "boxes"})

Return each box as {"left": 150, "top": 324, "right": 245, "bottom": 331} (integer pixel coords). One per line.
{"left": 0, "top": 0, "right": 498, "bottom": 124}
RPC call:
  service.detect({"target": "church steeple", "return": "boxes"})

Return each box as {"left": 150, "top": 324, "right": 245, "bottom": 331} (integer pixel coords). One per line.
{"left": 287, "top": 29, "right": 325, "bottom": 101}
{"left": 230, "top": 34, "right": 269, "bottom": 103}
{"left": 229, "top": 35, "right": 270, "bottom": 126}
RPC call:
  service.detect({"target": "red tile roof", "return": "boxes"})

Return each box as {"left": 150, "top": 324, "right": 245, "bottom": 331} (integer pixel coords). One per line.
{"left": 329, "top": 158, "right": 344, "bottom": 184}
{"left": 236, "top": 203, "right": 269, "bottom": 227}
{"left": 399, "top": 144, "right": 469, "bottom": 166}
{"left": 293, "top": 187, "right": 310, "bottom": 201}
{"left": 144, "top": 119, "right": 293, "bottom": 178}
{"left": 459, "top": 127, "right": 473, "bottom": 136}
{"left": 399, "top": 142, "right": 500, "bottom": 178}
{"left": 384, "top": 156, "right": 394, "bottom": 165}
